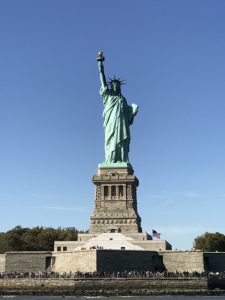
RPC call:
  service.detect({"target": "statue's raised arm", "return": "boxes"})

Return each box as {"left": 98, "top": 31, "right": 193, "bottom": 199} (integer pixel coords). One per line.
{"left": 97, "top": 51, "right": 107, "bottom": 88}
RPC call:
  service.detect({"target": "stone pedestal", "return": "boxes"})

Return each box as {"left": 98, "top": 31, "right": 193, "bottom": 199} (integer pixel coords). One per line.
{"left": 89, "top": 163, "right": 142, "bottom": 234}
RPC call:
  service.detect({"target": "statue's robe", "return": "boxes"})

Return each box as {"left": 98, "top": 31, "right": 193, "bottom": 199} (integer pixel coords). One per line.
{"left": 100, "top": 86, "right": 135, "bottom": 163}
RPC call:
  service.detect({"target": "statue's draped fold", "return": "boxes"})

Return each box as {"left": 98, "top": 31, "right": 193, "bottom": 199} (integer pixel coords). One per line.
{"left": 100, "top": 86, "right": 135, "bottom": 163}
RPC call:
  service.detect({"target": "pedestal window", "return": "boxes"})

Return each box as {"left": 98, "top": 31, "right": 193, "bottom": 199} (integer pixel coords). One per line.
{"left": 111, "top": 185, "right": 116, "bottom": 197}
{"left": 104, "top": 186, "right": 109, "bottom": 197}
{"left": 119, "top": 185, "right": 123, "bottom": 197}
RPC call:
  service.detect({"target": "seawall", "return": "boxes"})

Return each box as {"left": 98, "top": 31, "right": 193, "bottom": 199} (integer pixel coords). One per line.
{"left": 1, "top": 277, "right": 225, "bottom": 296}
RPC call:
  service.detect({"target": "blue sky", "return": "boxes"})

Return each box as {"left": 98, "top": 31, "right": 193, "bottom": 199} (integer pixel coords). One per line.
{"left": 0, "top": 0, "right": 225, "bottom": 250}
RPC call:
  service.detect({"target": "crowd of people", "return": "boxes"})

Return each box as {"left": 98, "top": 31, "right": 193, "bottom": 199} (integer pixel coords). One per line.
{"left": 1, "top": 270, "right": 225, "bottom": 279}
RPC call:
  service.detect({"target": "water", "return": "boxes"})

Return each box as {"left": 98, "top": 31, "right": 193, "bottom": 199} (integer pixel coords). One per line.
{"left": 1, "top": 297, "right": 225, "bottom": 300}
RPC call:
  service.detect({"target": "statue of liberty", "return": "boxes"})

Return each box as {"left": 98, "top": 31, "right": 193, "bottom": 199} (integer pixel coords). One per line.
{"left": 97, "top": 52, "right": 138, "bottom": 164}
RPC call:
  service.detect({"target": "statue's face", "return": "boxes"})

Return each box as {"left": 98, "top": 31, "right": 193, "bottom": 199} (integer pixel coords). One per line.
{"left": 111, "top": 81, "right": 121, "bottom": 93}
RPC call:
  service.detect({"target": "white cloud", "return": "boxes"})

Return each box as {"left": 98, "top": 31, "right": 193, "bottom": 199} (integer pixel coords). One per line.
{"left": 39, "top": 206, "right": 90, "bottom": 213}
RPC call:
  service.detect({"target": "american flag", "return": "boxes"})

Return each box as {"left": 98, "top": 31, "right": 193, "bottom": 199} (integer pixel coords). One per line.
{"left": 152, "top": 229, "right": 161, "bottom": 239}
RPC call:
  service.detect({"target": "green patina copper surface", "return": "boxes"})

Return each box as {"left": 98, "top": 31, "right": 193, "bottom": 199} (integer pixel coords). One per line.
{"left": 97, "top": 52, "right": 138, "bottom": 164}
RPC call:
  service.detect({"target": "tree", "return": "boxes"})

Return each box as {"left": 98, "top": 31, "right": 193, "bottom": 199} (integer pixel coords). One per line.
{"left": 0, "top": 225, "right": 83, "bottom": 253}
{"left": 0, "top": 232, "right": 8, "bottom": 253}
{"left": 6, "top": 225, "right": 29, "bottom": 251}
{"left": 193, "top": 232, "right": 225, "bottom": 252}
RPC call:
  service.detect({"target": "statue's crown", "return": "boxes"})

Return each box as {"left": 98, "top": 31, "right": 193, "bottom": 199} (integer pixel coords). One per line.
{"left": 107, "top": 76, "right": 125, "bottom": 86}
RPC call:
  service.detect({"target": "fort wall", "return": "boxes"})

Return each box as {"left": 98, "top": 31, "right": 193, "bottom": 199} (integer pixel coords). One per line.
{"left": 52, "top": 250, "right": 96, "bottom": 273}
{"left": 204, "top": 252, "right": 225, "bottom": 272}
{"left": 0, "top": 254, "right": 6, "bottom": 272}
{"left": 4, "top": 252, "right": 52, "bottom": 273}
{"left": 96, "top": 250, "right": 163, "bottom": 272}
{"left": 52, "top": 249, "right": 163, "bottom": 273}
{"left": 160, "top": 251, "right": 205, "bottom": 272}
{"left": 2, "top": 250, "right": 225, "bottom": 273}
